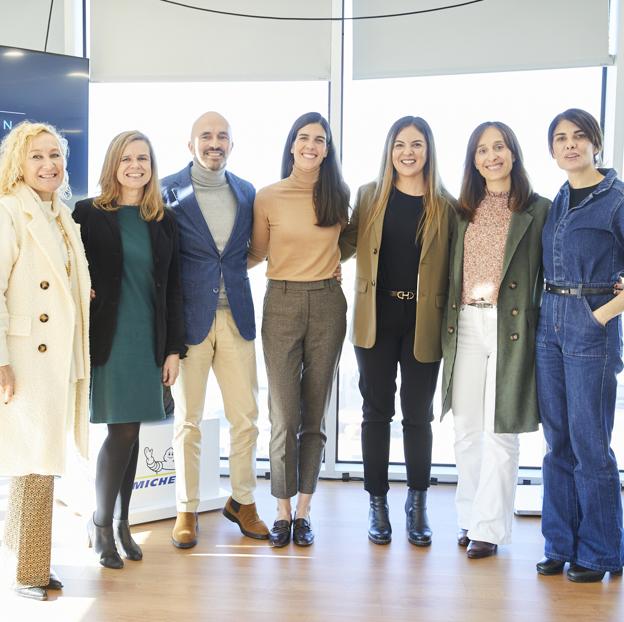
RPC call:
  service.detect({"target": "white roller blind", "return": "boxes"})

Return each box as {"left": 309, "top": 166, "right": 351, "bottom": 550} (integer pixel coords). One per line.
{"left": 90, "top": 0, "right": 332, "bottom": 82}
{"left": 0, "top": 0, "right": 65, "bottom": 55}
{"left": 353, "top": 0, "right": 611, "bottom": 79}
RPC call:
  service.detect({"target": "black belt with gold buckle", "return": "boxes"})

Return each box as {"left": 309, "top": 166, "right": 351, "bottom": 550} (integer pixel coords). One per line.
{"left": 379, "top": 288, "right": 416, "bottom": 301}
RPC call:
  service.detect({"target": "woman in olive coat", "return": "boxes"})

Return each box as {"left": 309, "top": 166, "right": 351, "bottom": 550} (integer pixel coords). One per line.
{"left": 441, "top": 121, "right": 549, "bottom": 559}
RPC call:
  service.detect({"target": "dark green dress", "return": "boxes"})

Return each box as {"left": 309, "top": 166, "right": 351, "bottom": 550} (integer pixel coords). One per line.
{"left": 90, "top": 206, "right": 166, "bottom": 423}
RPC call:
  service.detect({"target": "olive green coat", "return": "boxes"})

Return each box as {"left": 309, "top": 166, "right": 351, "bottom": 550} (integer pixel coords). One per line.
{"left": 340, "top": 181, "right": 452, "bottom": 363}
{"left": 441, "top": 195, "right": 550, "bottom": 433}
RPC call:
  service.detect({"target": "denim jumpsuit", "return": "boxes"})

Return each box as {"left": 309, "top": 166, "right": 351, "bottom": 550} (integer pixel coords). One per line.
{"left": 537, "top": 168, "right": 624, "bottom": 572}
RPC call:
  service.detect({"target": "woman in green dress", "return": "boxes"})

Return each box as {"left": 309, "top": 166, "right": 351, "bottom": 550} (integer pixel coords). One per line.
{"left": 73, "top": 131, "right": 185, "bottom": 568}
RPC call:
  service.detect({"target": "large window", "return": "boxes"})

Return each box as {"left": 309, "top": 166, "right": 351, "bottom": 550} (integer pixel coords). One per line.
{"left": 89, "top": 69, "right": 623, "bottom": 476}
{"left": 89, "top": 80, "right": 329, "bottom": 462}
{"left": 338, "top": 66, "right": 624, "bottom": 471}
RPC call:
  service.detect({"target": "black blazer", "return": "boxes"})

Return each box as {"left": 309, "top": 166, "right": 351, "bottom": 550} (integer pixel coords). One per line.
{"left": 73, "top": 199, "right": 186, "bottom": 367}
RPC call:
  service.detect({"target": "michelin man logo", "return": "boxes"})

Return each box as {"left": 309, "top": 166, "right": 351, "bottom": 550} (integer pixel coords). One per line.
{"left": 144, "top": 446, "right": 175, "bottom": 473}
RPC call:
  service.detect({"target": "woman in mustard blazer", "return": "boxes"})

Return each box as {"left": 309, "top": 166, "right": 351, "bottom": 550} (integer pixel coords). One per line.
{"left": 340, "top": 116, "right": 452, "bottom": 546}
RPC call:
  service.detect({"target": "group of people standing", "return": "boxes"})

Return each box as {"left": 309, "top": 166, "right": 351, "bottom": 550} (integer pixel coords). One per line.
{"left": 0, "top": 106, "right": 622, "bottom": 601}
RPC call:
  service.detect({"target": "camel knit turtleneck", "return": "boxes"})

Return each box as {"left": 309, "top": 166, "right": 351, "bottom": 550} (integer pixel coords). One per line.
{"left": 249, "top": 164, "right": 341, "bottom": 281}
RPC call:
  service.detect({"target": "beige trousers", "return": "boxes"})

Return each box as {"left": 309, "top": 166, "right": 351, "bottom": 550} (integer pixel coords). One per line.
{"left": 3, "top": 475, "right": 54, "bottom": 588}
{"left": 173, "top": 308, "right": 259, "bottom": 510}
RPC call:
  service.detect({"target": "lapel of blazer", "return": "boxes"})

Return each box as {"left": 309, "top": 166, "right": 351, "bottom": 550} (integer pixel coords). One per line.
{"left": 175, "top": 165, "right": 218, "bottom": 254}
{"left": 147, "top": 218, "right": 161, "bottom": 267}
{"left": 18, "top": 185, "right": 70, "bottom": 296}
{"left": 420, "top": 205, "right": 441, "bottom": 262}
{"left": 453, "top": 216, "right": 469, "bottom": 298}
{"left": 100, "top": 206, "right": 121, "bottom": 242}
{"left": 500, "top": 208, "right": 534, "bottom": 282}
{"left": 370, "top": 200, "right": 387, "bottom": 251}
{"left": 221, "top": 170, "right": 243, "bottom": 256}
{"left": 58, "top": 201, "right": 91, "bottom": 310}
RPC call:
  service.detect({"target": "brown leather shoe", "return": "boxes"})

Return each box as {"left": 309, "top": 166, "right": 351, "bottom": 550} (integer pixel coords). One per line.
{"left": 457, "top": 528, "right": 470, "bottom": 547}
{"left": 466, "top": 540, "right": 497, "bottom": 559}
{"left": 172, "top": 512, "right": 198, "bottom": 549}
{"left": 223, "top": 497, "right": 270, "bottom": 540}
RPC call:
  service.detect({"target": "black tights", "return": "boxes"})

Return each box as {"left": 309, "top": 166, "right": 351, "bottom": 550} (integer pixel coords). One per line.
{"left": 94, "top": 423, "right": 141, "bottom": 526}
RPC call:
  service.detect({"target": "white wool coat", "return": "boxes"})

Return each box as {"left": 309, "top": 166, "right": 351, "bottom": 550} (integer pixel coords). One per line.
{"left": 0, "top": 184, "right": 90, "bottom": 476}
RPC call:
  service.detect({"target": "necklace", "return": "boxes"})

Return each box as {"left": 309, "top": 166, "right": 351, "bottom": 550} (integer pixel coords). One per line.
{"left": 55, "top": 215, "right": 72, "bottom": 278}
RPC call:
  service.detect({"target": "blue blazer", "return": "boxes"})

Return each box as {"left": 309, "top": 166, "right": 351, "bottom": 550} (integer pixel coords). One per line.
{"left": 161, "top": 163, "right": 256, "bottom": 344}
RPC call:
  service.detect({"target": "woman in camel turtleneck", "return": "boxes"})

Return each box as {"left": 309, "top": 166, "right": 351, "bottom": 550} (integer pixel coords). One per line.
{"left": 249, "top": 112, "right": 349, "bottom": 547}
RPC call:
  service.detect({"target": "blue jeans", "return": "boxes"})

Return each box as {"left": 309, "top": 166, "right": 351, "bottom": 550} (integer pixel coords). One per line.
{"left": 536, "top": 292, "right": 624, "bottom": 572}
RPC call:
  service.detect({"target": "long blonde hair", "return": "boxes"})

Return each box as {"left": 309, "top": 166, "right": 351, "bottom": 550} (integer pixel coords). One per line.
{"left": 365, "top": 116, "right": 447, "bottom": 241}
{"left": 0, "top": 121, "right": 70, "bottom": 200}
{"left": 94, "top": 130, "right": 164, "bottom": 222}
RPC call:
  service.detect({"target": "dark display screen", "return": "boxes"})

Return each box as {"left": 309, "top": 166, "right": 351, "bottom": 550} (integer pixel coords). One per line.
{"left": 0, "top": 45, "right": 89, "bottom": 200}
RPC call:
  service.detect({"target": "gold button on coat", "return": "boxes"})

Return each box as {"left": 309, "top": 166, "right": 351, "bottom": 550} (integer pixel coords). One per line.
{"left": 38, "top": 344, "right": 47, "bottom": 352}
{"left": 508, "top": 281, "right": 517, "bottom": 289}
{"left": 40, "top": 281, "right": 49, "bottom": 289}
{"left": 39, "top": 313, "right": 49, "bottom": 323}
{"left": 510, "top": 333, "right": 519, "bottom": 341}
{"left": 448, "top": 327, "right": 455, "bottom": 334}
{"left": 511, "top": 308, "right": 519, "bottom": 316}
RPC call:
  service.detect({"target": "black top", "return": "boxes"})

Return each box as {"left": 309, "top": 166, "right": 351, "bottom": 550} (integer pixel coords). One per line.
{"left": 72, "top": 199, "right": 187, "bottom": 367}
{"left": 569, "top": 182, "right": 600, "bottom": 209}
{"left": 377, "top": 188, "right": 424, "bottom": 291}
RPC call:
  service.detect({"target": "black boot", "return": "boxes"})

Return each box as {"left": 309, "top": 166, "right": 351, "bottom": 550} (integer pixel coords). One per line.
{"left": 368, "top": 495, "right": 392, "bottom": 544}
{"left": 405, "top": 489, "right": 432, "bottom": 547}
{"left": 87, "top": 514, "right": 124, "bottom": 569}
{"left": 114, "top": 519, "right": 143, "bottom": 561}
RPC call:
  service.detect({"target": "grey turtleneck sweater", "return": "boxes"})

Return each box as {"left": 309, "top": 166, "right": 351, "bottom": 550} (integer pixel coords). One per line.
{"left": 190, "top": 159, "right": 237, "bottom": 307}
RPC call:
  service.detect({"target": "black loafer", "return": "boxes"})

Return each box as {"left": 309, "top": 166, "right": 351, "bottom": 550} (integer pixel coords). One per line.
{"left": 536, "top": 557, "right": 565, "bottom": 575}
{"left": 47, "top": 569, "right": 64, "bottom": 590}
{"left": 466, "top": 540, "right": 497, "bottom": 559}
{"left": 293, "top": 517, "right": 314, "bottom": 547}
{"left": 14, "top": 586, "right": 47, "bottom": 601}
{"left": 269, "top": 519, "right": 292, "bottom": 548}
{"left": 567, "top": 564, "right": 606, "bottom": 583}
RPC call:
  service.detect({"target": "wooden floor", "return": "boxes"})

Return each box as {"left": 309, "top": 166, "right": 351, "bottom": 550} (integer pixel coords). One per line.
{"left": 0, "top": 479, "right": 622, "bottom": 622}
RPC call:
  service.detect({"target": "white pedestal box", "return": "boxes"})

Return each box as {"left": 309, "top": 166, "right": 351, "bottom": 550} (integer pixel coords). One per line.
{"left": 514, "top": 484, "right": 543, "bottom": 516}
{"left": 57, "top": 416, "right": 229, "bottom": 525}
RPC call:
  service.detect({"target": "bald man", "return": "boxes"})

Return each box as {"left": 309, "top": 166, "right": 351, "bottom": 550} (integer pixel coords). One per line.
{"left": 161, "top": 112, "right": 268, "bottom": 547}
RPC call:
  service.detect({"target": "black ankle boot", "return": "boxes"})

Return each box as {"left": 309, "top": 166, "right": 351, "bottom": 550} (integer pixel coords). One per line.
{"left": 114, "top": 519, "right": 143, "bottom": 561}
{"left": 405, "top": 489, "right": 432, "bottom": 547}
{"left": 368, "top": 495, "right": 392, "bottom": 544}
{"left": 87, "top": 515, "right": 124, "bottom": 569}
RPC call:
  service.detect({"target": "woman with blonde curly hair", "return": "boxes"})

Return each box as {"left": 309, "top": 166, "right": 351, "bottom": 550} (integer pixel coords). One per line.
{"left": 0, "top": 121, "right": 91, "bottom": 600}
{"left": 73, "top": 130, "right": 185, "bottom": 568}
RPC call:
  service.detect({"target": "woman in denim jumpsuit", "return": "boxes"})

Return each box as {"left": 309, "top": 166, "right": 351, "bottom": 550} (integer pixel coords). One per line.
{"left": 537, "top": 108, "right": 624, "bottom": 582}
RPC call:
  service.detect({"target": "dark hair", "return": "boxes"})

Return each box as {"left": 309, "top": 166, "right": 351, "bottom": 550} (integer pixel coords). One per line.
{"left": 547, "top": 108, "right": 603, "bottom": 164}
{"left": 458, "top": 121, "right": 535, "bottom": 221}
{"left": 280, "top": 112, "right": 349, "bottom": 227}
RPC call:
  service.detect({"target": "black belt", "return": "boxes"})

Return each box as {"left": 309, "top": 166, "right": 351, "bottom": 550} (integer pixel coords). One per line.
{"left": 379, "top": 288, "right": 416, "bottom": 301}
{"left": 544, "top": 283, "right": 613, "bottom": 296}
